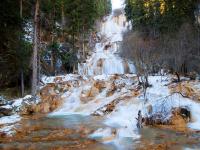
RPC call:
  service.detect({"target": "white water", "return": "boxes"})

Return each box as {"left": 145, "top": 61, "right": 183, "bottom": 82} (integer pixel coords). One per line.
{"left": 78, "top": 2, "right": 135, "bottom": 76}
{"left": 1, "top": 1, "right": 200, "bottom": 149}
{"left": 49, "top": 0, "right": 200, "bottom": 149}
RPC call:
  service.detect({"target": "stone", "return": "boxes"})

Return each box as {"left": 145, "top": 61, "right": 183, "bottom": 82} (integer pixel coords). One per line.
{"left": 144, "top": 106, "right": 191, "bottom": 132}
{"left": 178, "top": 107, "right": 191, "bottom": 122}
{"left": 96, "top": 59, "right": 104, "bottom": 67}
{"left": 104, "top": 43, "right": 111, "bottom": 50}
{"left": 106, "top": 82, "right": 116, "bottom": 97}
{"left": 86, "top": 86, "right": 99, "bottom": 97}
{"left": 0, "top": 107, "right": 13, "bottom": 116}
{"left": 41, "top": 102, "right": 50, "bottom": 113}
{"left": 94, "top": 80, "right": 106, "bottom": 92}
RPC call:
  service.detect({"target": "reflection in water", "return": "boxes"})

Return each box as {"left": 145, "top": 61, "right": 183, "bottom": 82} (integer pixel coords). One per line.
{"left": 0, "top": 114, "right": 115, "bottom": 150}
{"left": 1, "top": 114, "right": 200, "bottom": 150}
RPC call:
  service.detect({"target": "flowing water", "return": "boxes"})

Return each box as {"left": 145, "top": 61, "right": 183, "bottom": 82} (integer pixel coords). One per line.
{"left": 1, "top": 114, "right": 200, "bottom": 150}
{"left": 1, "top": 0, "right": 200, "bottom": 149}
{"left": 78, "top": 1, "right": 135, "bottom": 76}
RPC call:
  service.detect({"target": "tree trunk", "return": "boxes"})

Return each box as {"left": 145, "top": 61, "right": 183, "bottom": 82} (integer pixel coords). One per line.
{"left": 38, "top": 51, "right": 41, "bottom": 84}
{"left": 20, "top": 0, "right": 23, "bottom": 18}
{"left": 61, "top": 0, "right": 65, "bottom": 40}
{"left": 175, "top": 72, "right": 180, "bottom": 82}
{"left": 38, "top": 20, "right": 41, "bottom": 84}
{"left": 20, "top": 0, "right": 24, "bottom": 97}
{"left": 20, "top": 69, "right": 24, "bottom": 97}
{"left": 73, "top": 63, "right": 76, "bottom": 73}
{"left": 136, "top": 110, "right": 143, "bottom": 129}
{"left": 32, "top": 0, "right": 40, "bottom": 96}
{"left": 51, "top": 0, "right": 56, "bottom": 75}
{"left": 51, "top": 50, "right": 54, "bottom": 75}
{"left": 82, "top": 27, "right": 86, "bottom": 59}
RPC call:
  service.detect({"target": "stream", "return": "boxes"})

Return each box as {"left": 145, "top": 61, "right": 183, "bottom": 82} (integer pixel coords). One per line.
{"left": 1, "top": 0, "right": 200, "bottom": 149}
{"left": 1, "top": 114, "right": 200, "bottom": 150}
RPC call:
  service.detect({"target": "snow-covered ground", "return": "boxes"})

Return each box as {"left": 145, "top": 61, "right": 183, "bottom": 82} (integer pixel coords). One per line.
{"left": 0, "top": 95, "right": 40, "bottom": 135}
{"left": 0, "top": 115, "right": 21, "bottom": 125}
{"left": 0, "top": 115, "right": 21, "bottom": 135}
{"left": 49, "top": 74, "right": 137, "bottom": 116}
{"left": 145, "top": 76, "right": 200, "bottom": 130}
{"left": 1, "top": 2, "right": 200, "bottom": 150}
{"left": 87, "top": 75, "right": 200, "bottom": 149}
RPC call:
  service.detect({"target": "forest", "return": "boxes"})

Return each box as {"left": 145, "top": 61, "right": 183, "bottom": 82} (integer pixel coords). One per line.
{"left": 122, "top": 0, "right": 200, "bottom": 84}
{"left": 0, "top": 0, "right": 111, "bottom": 97}
{"left": 0, "top": 0, "right": 200, "bottom": 149}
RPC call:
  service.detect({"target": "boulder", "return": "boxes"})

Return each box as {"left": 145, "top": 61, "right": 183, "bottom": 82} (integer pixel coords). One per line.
{"left": 143, "top": 106, "right": 191, "bottom": 132}
{"left": 0, "top": 107, "right": 13, "bottom": 116}
{"left": 86, "top": 86, "right": 99, "bottom": 97}
{"left": 106, "top": 82, "right": 116, "bottom": 97}
{"left": 39, "top": 102, "right": 50, "bottom": 113}
{"left": 97, "top": 59, "right": 104, "bottom": 67}
{"left": 104, "top": 44, "right": 111, "bottom": 50}
{"left": 19, "top": 96, "right": 39, "bottom": 115}
{"left": 175, "top": 107, "right": 191, "bottom": 122}
{"left": 94, "top": 80, "right": 106, "bottom": 92}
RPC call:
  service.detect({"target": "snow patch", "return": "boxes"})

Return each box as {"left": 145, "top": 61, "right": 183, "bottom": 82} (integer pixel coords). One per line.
{"left": 0, "top": 115, "right": 21, "bottom": 125}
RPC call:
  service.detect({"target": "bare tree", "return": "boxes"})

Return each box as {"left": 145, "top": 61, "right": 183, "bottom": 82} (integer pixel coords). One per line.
{"left": 121, "top": 31, "right": 157, "bottom": 100}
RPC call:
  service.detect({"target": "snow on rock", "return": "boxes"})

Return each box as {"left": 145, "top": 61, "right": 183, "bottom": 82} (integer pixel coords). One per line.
{"left": 0, "top": 125, "right": 16, "bottom": 136}
{"left": 87, "top": 75, "right": 200, "bottom": 148}
{"left": 0, "top": 115, "right": 20, "bottom": 125}
{"left": 141, "top": 76, "right": 200, "bottom": 131}
{"left": 11, "top": 95, "right": 40, "bottom": 113}
{"left": 0, "top": 95, "right": 40, "bottom": 135}
{"left": 0, "top": 115, "right": 21, "bottom": 135}
{"left": 50, "top": 74, "right": 137, "bottom": 116}
{"left": 1, "top": 105, "right": 13, "bottom": 109}
{"left": 90, "top": 127, "right": 113, "bottom": 140}
{"left": 41, "top": 74, "right": 81, "bottom": 84}
{"left": 89, "top": 99, "right": 141, "bottom": 149}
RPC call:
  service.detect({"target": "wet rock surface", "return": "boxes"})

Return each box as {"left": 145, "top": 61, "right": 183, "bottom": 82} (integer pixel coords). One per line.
{"left": 1, "top": 1, "right": 200, "bottom": 148}
{"left": 143, "top": 106, "right": 191, "bottom": 132}
{"left": 169, "top": 80, "right": 200, "bottom": 101}
{"left": 0, "top": 114, "right": 111, "bottom": 150}
{"left": 0, "top": 107, "right": 13, "bottom": 117}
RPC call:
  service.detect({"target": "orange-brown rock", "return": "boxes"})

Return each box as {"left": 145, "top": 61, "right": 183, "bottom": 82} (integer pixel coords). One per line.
{"left": 40, "top": 83, "right": 57, "bottom": 96}
{"left": 123, "top": 61, "right": 130, "bottom": 73}
{"left": 20, "top": 94, "right": 63, "bottom": 115}
{"left": 0, "top": 117, "right": 98, "bottom": 150}
{"left": 132, "top": 91, "right": 140, "bottom": 96}
{"left": 97, "top": 58, "right": 104, "bottom": 67}
{"left": 93, "top": 80, "right": 106, "bottom": 92}
{"left": 86, "top": 86, "right": 99, "bottom": 97}
{"left": 106, "top": 82, "right": 116, "bottom": 97}
{"left": 20, "top": 82, "right": 64, "bottom": 115}
{"left": 169, "top": 81, "right": 200, "bottom": 101}
{"left": 110, "top": 74, "right": 120, "bottom": 81}
{"left": 106, "top": 103, "right": 115, "bottom": 112}
{"left": 145, "top": 107, "right": 190, "bottom": 132}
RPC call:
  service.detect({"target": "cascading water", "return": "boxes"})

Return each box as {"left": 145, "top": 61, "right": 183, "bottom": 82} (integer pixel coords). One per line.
{"left": 78, "top": 1, "right": 135, "bottom": 76}
{"left": 2, "top": 1, "right": 200, "bottom": 150}
{"left": 49, "top": 0, "right": 140, "bottom": 148}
